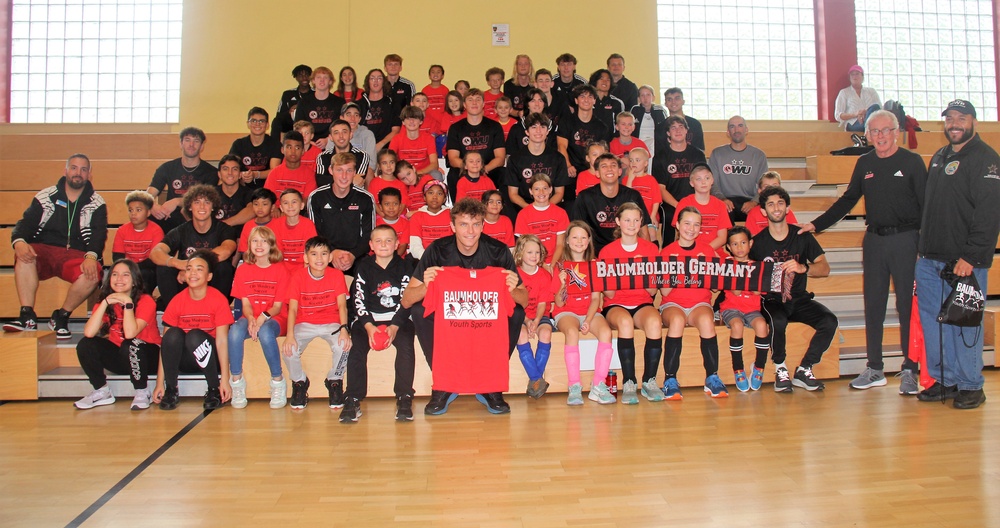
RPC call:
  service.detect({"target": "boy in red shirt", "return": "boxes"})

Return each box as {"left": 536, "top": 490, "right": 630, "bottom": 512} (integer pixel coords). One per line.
{"left": 376, "top": 187, "right": 410, "bottom": 257}
{"left": 483, "top": 67, "right": 505, "bottom": 120}
{"left": 389, "top": 105, "right": 440, "bottom": 180}
{"left": 269, "top": 189, "right": 318, "bottom": 274}
{"left": 412, "top": 92, "right": 444, "bottom": 137}
{"left": 495, "top": 97, "right": 516, "bottom": 139}
{"left": 264, "top": 131, "right": 315, "bottom": 198}
{"left": 720, "top": 226, "right": 771, "bottom": 392}
{"left": 420, "top": 65, "right": 449, "bottom": 114}
{"left": 112, "top": 190, "right": 164, "bottom": 294}
{"left": 609, "top": 111, "right": 650, "bottom": 159}
{"left": 671, "top": 164, "right": 733, "bottom": 255}
{"left": 282, "top": 236, "right": 351, "bottom": 410}
{"left": 574, "top": 141, "right": 607, "bottom": 196}
{"left": 294, "top": 120, "right": 320, "bottom": 175}
{"left": 237, "top": 188, "right": 278, "bottom": 255}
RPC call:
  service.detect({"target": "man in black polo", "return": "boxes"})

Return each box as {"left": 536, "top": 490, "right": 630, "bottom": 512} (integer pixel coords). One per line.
{"left": 147, "top": 127, "right": 217, "bottom": 233}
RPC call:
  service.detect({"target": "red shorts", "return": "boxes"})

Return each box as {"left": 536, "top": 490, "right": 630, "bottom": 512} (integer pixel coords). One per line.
{"left": 30, "top": 244, "right": 87, "bottom": 282}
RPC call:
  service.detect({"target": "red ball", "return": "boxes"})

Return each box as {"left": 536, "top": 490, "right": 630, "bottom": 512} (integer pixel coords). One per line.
{"left": 372, "top": 325, "right": 391, "bottom": 351}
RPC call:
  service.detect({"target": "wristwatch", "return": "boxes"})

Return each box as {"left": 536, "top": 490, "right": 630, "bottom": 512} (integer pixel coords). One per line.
{"left": 123, "top": 303, "right": 135, "bottom": 310}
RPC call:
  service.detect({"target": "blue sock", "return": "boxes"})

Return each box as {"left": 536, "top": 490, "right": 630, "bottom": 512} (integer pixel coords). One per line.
{"left": 535, "top": 342, "right": 552, "bottom": 376}
{"left": 516, "top": 343, "right": 540, "bottom": 380}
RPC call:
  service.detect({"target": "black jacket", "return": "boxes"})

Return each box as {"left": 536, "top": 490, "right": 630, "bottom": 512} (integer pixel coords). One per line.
{"left": 12, "top": 177, "right": 107, "bottom": 257}
{"left": 350, "top": 253, "right": 412, "bottom": 330}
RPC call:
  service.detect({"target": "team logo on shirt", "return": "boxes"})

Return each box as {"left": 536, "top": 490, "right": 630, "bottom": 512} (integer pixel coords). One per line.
{"left": 462, "top": 137, "right": 472, "bottom": 146}
{"left": 522, "top": 168, "right": 532, "bottom": 180}
{"left": 986, "top": 164, "right": 999, "bottom": 180}
{"left": 172, "top": 180, "right": 183, "bottom": 189}
{"left": 309, "top": 111, "right": 318, "bottom": 119}
{"left": 722, "top": 160, "right": 752, "bottom": 175}
{"left": 864, "top": 172, "right": 875, "bottom": 179}
{"left": 243, "top": 156, "right": 252, "bottom": 166}
{"left": 945, "top": 161, "right": 960, "bottom": 175}
{"left": 573, "top": 132, "right": 581, "bottom": 141}
{"left": 667, "top": 164, "right": 678, "bottom": 174}
{"left": 596, "top": 211, "right": 607, "bottom": 222}
{"left": 216, "top": 209, "right": 225, "bottom": 219}
{"left": 443, "top": 290, "right": 499, "bottom": 322}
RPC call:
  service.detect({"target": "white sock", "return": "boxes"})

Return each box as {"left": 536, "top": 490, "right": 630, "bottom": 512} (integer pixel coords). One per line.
{"left": 775, "top": 362, "right": 787, "bottom": 372}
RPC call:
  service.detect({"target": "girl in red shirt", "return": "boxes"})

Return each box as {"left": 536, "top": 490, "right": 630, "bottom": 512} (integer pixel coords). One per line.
{"left": 368, "top": 149, "right": 406, "bottom": 215}
{"left": 553, "top": 221, "right": 614, "bottom": 406}
{"left": 598, "top": 202, "right": 663, "bottom": 405}
{"left": 438, "top": 90, "right": 467, "bottom": 133}
{"left": 333, "top": 66, "right": 364, "bottom": 102}
{"left": 408, "top": 180, "right": 451, "bottom": 259}
{"left": 397, "top": 160, "right": 434, "bottom": 216}
{"left": 74, "top": 259, "right": 161, "bottom": 411}
{"left": 455, "top": 151, "right": 496, "bottom": 203}
{"left": 228, "top": 226, "right": 290, "bottom": 409}
{"left": 659, "top": 206, "right": 727, "bottom": 400}
{"left": 514, "top": 235, "right": 554, "bottom": 399}
{"left": 481, "top": 190, "right": 515, "bottom": 248}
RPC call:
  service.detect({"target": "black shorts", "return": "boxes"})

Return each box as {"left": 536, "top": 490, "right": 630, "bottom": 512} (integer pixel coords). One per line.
{"left": 602, "top": 303, "right": 655, "bottom": 319}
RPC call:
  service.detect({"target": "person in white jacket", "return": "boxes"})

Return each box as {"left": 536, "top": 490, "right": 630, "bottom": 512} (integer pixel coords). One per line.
{"left": 834, "top": 65, "right": 881, "bottom": 132}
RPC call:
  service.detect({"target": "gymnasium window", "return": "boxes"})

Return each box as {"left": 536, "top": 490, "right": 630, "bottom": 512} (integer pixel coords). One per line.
{"left": 8, "top": 0, "right": 183, "bottom": 124}
{"left": 855, "top": 0, "right": 998, "bottom": 122}
{"left": 655, "top": 0, "right": 818, "bottom": 120}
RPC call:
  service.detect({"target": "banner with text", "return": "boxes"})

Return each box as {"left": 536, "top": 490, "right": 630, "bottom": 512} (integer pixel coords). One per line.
{"left": 566, "top": 257, "right": 783, "bottom": 294}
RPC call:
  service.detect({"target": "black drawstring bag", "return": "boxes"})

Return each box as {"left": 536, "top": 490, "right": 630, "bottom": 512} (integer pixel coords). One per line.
{"left": 937, "top": 262, "right": 985, "bottom": 327}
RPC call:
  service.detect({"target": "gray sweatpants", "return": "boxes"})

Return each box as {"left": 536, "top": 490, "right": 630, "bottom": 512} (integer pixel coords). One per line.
{"left": 284, "top": 322, "right": 349, "bottom": 382}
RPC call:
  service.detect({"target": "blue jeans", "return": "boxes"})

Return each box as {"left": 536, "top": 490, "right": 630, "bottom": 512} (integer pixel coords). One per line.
{"left": 915, "top": 257, "right": 987, "bottom": 390}
{"left": 228, "top": 317, "right": 283, "bottom": 378}
{"left": 845, "top": 103, "right": 883, "bottom": 132}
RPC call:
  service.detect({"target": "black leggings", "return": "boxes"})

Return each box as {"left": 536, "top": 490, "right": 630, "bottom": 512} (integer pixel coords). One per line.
{"left": 345, "top": 320, "right": 416, "bottom": 400}
{"left": 77, "top": 336, "right": 159, "bottom": 390}
{"left": 160, "top": 327, "right": 220, "bottom": 389}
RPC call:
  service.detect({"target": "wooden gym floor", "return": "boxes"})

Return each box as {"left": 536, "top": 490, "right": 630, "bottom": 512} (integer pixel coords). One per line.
{"left": 2, "top": 372, "right": 999, "bottom": 527}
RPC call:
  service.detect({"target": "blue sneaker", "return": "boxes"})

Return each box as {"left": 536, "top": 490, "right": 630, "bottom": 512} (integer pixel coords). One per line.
{"left": 733, "top": 370, "right": 750, "bottom": 393}
{"left": 662, "top": 378, "right": 683, "bottom": 400}
{"left": 424, "top": 390, "right": 458, "bottom": 415}
{"left": 750, "top": 367, "right": 764, "bottom": 391}
{"left": 704, "top": 374, "right": 729, "bottom": 398}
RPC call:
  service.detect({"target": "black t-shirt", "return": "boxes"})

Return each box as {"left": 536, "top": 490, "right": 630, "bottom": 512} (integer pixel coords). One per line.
{"left": 558, "top": 113, "right": 611, "bottom": 172}
{"left": 296, "top": 92, "right": 346, "bottom": 139}
{"left": 504, "top": 148, "right": 570, "bottom": 209}
{"left": 359, "top": 94, "right": 399, "bottom": 143}
{"left": 279, "top": 87, "right": 313, "bottom": 114}
{"left": 652, "top": 144, "right": 706, "bottom": 202}
{"left": 414, "top": 234, "right": 520, "bottom": 284}
{"left": 505, "top": 118, "right": 558, "bottom": 155}
{"left": 750, "top": 226, "right": 824, "bottom": 300}
{"left": 315, "top": 147, "right": 371, "bottom": 188}
{"left": 216, "top": 185, "right": 252, "bottom": 223}
{"left": 545, "top": 91, "right": 571, "bottom": 127}
{"left": 570, "top": 184, "right": 651, "bottom": 253}
{"left": 229, "top": 135, "right": 283, "bottom": 190}
{"left": 446, "top": 118, "right": 506, "bottom": 182}
{"left": 611, "top": 77, "right": 639, "bottom": 109}
{"left": 148, "top": 159, "right": 218, "bottom": 231}
{"left": 503, "top": 79, "right": 533, "bottom": 114}
{"left": 162, "top": 219, "right": 237, "bottom": 259}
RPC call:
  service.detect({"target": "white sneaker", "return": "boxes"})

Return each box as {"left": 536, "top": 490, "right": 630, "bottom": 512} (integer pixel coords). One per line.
{"left": 231, "top": 377, "right": 248, "bottom": 409}
{"left": 130, "top": 388, "right": 151, "bottom": 410}
{"left": 588, "top": 381, "right": 616, "bottom": 405}
{"left": 75, "top": 386, "right": 115, "bottom": 409}
{"left": 269, "top": 379, "right": 287, "bottom": 409}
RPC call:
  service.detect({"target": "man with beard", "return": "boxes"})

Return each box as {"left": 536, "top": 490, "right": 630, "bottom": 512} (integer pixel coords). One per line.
{"left": 147, "top": 127, "right": 218, "bottom": 233}
{"left": 913, "top": 100, "right": 1000, "bottom": 409}
{"left": 708, "top": 116, "right": 769, "bottom": 223}
{"left": 5, "top": 154, "right": 107, "bottom": 338}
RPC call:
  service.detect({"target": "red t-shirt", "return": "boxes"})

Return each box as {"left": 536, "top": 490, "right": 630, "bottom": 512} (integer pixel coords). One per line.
{"left": 483, "top": 91, "right": 503, "bottom": 120}
{"left": 264, "top": 162, "right": 317, "bottom": 198}
{"left": 575, "top": 170, "right": 600, "bottom": 195}
{"left": 672, "top": 194, "right": 734, "bottom": 255}
{"left": 420, "top": 110, "right": 444, "bottom": 137}
{"left": 268, "top": 216, "right": 317, "bottom": 273}
{"left": 551, "top": 261, "right": 593, "bottom": 316}
{"left": 660, "top": 240, "right": 716, "bottom": 308}
{"left": 518, "top": 266, "right": 554, "bottom": 320}
{"left": 388, "top": 132, "right": 436, "bottom": 172}
{"left": 286, "top": 267, "right": 348, "bottom": 326}
{"left": 405, "top": 175, "right": 436, "bottom": 215}
{"left": 497, "top": 118, "right": 516, "bottom": 140}
{"left": 439, "top": 112, "right": 467, "bottom": 134}
{"left": 162, "top": 286, "right": 235, "bottom": 339}
{"left": 514, "top": 204, "right": 569, "bottom": 264}
{"left": 377, "top": 215, "right": 410, "bottom": 245}
{"left": 301, "top": 146, "right": 320, "bottom": 174}
{"left": 409, "top": 208, "right": 453, "bottom": 247}
{"left": 455, "top": 175, "right": 496, "bottom": 203}
{"left": 745, "top": 206, "right": 798, "bottom": 237}
{"left": 238, "top": 219, "right": 273, "bottom": 253}
{"left": 423, "top": 266, "right": 514, "bottom": 393}
{"left": 368, "top": 176, "right": 409, "bottom": 211}
{"left": 623, "top": 174, "right": 663, "bottom": 224}
{"left": 104, "top": 294, "right": 161, "bottom": 346}
{"left": 721, "top": 286, "right": 763, "bottom": 315}
{"left": 609, "top": 137, "right": 650, "bottom": 159}
{"left": 112, "top": 222, "right": 164, "bottom": 262}
{"left": 421, "top": 85, "right": 450, "bottom": 114}
{"left": 598, "top": 239, "right": 660, "bottom": 308}
{"left": 231, "top": 261, "right": 290, "bottom": 330}
{"left": 483, "top": 216, "right": 515, "bottom": 247}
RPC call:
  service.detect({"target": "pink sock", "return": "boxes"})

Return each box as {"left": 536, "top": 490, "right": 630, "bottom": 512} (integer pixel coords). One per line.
{"left": 593, "top": 342, "right": 614, "bottom": 382}
{"left": 564, "top": 345, "right": 581, "bottom": 385}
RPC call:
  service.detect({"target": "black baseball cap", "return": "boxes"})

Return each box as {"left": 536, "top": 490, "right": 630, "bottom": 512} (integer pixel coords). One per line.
{"left": 942, "top": 99, "right": 976, "bottom": 118}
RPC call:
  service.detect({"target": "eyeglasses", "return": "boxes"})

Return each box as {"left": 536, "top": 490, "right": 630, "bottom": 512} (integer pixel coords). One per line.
{"left": 248, "top": 119, "right": 267, "bottom": 125}
{"left": 869, "top": 127, "right": 896, "bottom": 136}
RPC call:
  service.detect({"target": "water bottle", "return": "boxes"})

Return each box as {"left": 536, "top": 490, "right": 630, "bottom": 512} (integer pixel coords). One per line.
{"left": 605, "top": 370, "right": 618, "bottom": 398}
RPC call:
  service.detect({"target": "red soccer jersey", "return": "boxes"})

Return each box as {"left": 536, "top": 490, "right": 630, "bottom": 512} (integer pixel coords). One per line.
{"left": 265, "top": 162, "right": 317, "bottom": 198}
{"left": 497, "top": 118, "right": 516, "bottom": 140}
{"left": 575, "top": 170, "right": 600, "bottom": 195}
{"left": 483, "top": 91, "right": 502, "bottom": 120}
{"left": 518, "top": 266, "right": 554, "bottom": 320}
{"left": 287, "top": 267, "right": 348, "bottom": 326}
{"left": 551, "top": 261, "right": 593, "bottom": 317}
{"left": 112, "top": 222, "right": 164, "bottom": 262}
{"left": 598, "top": 238, "right": 660, "bottom": 308}
{"left": 301, "top": 146, "right": 320, "bottom": 174}
{"left": 368, "top": 176, "right": 409, "bottom": 211}
{"left": 483, "top": 216, "right": 515, "bottom": 247}
{"left": 660, "top": 240, "right": 716, "bottom": 308}
{"left": 105, "top": 294, "right": 161, "bottom": 346}
{"left": 238, "top": 219, "right": 273, "bottom": 253}
{"left": 745, "top": 206, "right": 798, "bottom": 237}
{"left": 389, "top": 132, "right": 436, "bottom": 172}
{"left": 377, "top": 215, "right": 410, "bottom": 245}
{"left": 268, "top": 215, "right": 317, "bottom": 274}
{"left": 514, "top": 204, "right": 569, "bottom": 264}
{"left": 405, "top": 175, "right": 436, "bottom": 215}
{"left": 623, "top": 174, "right": 662, "bottom": 224}
{"left": 455, "top": 175, "right": 497, "bottom": 203}
{"left": 672, "top": 194, "right": 734, "bottom": 255}
{"left": 421, "top": 85, "right": 450, "bottom": 114}
{"left": 609, "top": 137, "right": 650, "bottom": 159}
{"left": 423, "top": 266, "right": 515, "bottom": 393}
{"left": 409, "top": 208, "right": 453, "bottom": 247}
{"left": 162, "top": 287, "right": 235, "bottom": 339}
{"left": 721, "top": 287, "right": 763, "bottom": 315}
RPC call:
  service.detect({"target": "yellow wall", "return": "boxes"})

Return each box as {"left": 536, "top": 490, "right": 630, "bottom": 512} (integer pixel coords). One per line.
{"left": 180, "top": 0, "right": 659, "bottom": 132}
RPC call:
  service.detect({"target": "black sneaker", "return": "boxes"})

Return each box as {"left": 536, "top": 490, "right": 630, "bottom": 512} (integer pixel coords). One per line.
{"left": 917, "top": 382, "right": 959, "bottom": 402}
{"left": 325, "top": 379, "right": 344, "bottom": 409}
{"left": 290, "top": 378, "right": 310, "bottom": 409}
{"left": 395, "top": 394, "right": 414, "bottom": 421}
{"left": 3, "top": 307, "right": 37, "bottom": 332}
{"left": 953, "top": 389, "right": 986, "bottom": 410}
{"left": 203, "top": 387, "right": 223, "bottom": 409}
{"left": 424, "top": 390, "right": 457, "bottom": 415}
{"left": 851, "top": 133, "right": 864, "bottom": 147}
{"left": 159, "top": 385, "right": 180, "bottom": 411}
{"left": 48, "top": 309, "right": 71, "bottom": 340}
{"left": 339, "top": 397, "right": 362, "bottom": 423}
{"left": 774, "top": 366, "right": 793, "bottom": 393}
{"left": 475, "top": 392, "right": 511, "bottom": 414}
{"left": 792, "top": 366, "right": 825, "bottom": 391}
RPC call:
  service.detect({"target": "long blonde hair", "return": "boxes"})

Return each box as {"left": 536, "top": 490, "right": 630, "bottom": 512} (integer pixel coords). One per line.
{"left": 243, "top": 226, "right": 283, "bottom": 264}
{"left": 514, "top": 234, "right": 547, "bottom": 267}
